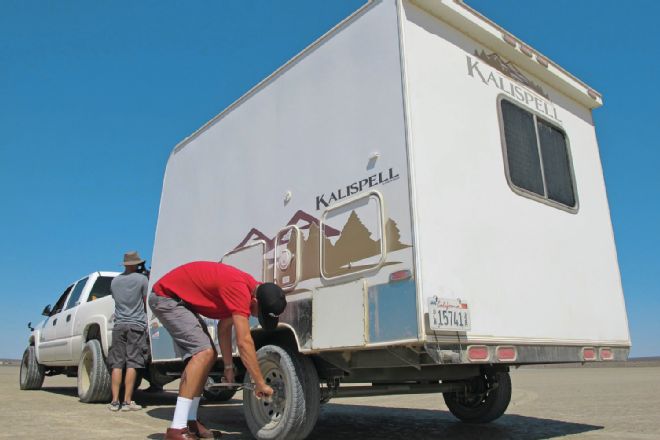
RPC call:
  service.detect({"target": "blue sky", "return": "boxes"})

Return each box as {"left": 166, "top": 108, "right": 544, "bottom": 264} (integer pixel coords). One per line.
{"left": 0, "top": 1, "right": 657, "bottom": 359}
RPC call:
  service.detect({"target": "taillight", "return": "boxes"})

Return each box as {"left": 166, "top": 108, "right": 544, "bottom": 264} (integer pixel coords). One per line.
{"left": 496, "top": 346, "right": 517, "bottom": 362}
{"left": 583, "top": 347, "right": 597, "bottom": 361}
{"left": 467, "top": 345, "right": 489, "bottom": 362}
{"left": 600, "top": 348, "right": 614, "bottom": 361}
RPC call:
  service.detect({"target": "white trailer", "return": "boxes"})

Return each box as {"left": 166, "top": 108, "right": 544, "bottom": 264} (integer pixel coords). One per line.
{"left": 147, "top": 1, "right": 630, "bottom": 438}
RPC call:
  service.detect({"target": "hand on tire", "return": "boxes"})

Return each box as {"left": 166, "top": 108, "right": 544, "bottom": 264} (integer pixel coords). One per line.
{"left": 254, "top": 382, "right": 274, "bottom": 401}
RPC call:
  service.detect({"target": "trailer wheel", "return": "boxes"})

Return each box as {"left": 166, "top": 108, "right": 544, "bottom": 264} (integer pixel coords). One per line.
{"left": 203, "top": 376, "right": 237, "bottom": 402}
{"left": 443, "top": 371, "right": 512, "bottom": 423}
{"left": 243, "top": 345, "right": 320, "bottom": 440}
{"left": 77, "top": 339, "right": 112, "bottom": 403}
{"left": 19, "top": 346, "right": 45, "bottom": 390}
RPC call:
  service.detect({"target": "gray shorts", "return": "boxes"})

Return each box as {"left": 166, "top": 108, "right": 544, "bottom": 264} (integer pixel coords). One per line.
{"left": 148, "top": 292, "right": 215, "bottom": 361}
{"left": 107, "top": 324, "right": 149, "bottom": 369}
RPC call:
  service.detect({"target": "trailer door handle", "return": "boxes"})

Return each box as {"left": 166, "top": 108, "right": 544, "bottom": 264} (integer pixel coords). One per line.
{"left": 66, "top": 314, "right": 71, "bottom": 323}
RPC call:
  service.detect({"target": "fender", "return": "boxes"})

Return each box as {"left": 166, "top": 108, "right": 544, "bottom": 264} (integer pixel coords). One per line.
{"left": 82, "top": 316, "right": 111, "bottom": 358}
{"left": 251, "top": 323, "right": 303, "bottom": 353}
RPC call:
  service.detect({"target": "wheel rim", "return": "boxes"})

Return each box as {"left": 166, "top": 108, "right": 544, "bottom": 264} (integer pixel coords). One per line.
{"left": 79, "top": 349, "right": 92, "bottom": 394}
{"left": 20, "top": 351, "right": 29, "bottom": 384}
{"left": 246, "top": 358, "right": 287, "bottom": 429}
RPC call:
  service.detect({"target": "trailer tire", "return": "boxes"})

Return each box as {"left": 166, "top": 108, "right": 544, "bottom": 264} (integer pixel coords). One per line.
{"left": 203, "top": 376, "right": 237, "bottom": 402}
{"left": 243, "top": 345, "right": 320, "bottom": 440}
{"left": 19, "top": 346, "right": 45, "bottom": 390}
{"left": 77, "top": 339, "right": 112, "bottom": 403}
{"left": 443, "top": 371, "right": 512, "bottom": 423}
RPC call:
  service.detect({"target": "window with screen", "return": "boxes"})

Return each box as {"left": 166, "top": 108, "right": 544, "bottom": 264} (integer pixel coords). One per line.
{"left": 500, "top": 99, "right": 577, "bottom": 210}
{"left": 87, "top": 276, "right": 114, "bottom": 302}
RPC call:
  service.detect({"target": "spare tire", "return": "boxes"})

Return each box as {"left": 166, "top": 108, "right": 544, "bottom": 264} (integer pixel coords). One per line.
{"left": 77, "top": 339, "right": 112, "bottom": 403}
{"left": 19, "top": 346, "right": 45, "bottom": 390}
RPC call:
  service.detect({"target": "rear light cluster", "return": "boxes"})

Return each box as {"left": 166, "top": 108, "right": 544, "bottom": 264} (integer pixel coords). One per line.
{"left": 582, "top": 347, "right": 614, "bottom": 361}
{"left": 467, "top": 345, "right": 518, "bottom": 362}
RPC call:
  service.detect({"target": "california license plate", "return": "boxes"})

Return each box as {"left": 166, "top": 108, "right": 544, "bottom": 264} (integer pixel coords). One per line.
{"left": 428, "top": 297, "right": 471, "bottom": 331}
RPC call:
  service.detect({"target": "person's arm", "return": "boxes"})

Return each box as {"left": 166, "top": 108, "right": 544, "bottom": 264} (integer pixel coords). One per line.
{"left": 232, "top": 314, "right": 273, "bottom": 398}
{"left": 217, "top": 318, "right": 235, "bottom": 383}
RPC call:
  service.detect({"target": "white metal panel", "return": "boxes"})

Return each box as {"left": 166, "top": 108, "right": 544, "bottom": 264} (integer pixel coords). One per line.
{"left": 148, "top": 0, "right": 419, "bottom": 360}
{"left": 401, "top": 1, "right": 629, "bottom": 346}
{"left": 312, "top": 280, "right": 368, "bottom": 349}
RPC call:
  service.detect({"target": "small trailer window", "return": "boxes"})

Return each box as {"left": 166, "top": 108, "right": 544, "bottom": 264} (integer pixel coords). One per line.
{"left": 500, "top": 99, "right": 577, "bottom": 210}
{"left": 221, "top": 241, "right": 267, "bottom": 282}
{"left": 320, "top": 191, "right": 386, "bottom": 280}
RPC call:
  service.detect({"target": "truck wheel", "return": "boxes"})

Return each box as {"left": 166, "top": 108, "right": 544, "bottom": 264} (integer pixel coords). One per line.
{"left": 203, "top": 376, "right": 237, "bottom": 402}
{"left": 243, "top": 345, "right": 320, "bottom": 440}
{"left": 19, "top": 346, "right": 45, "bottom": 390}
{"left": 77, "top": 339, "right": 112, "bottom": 403}
{"left": 443, "top": 371, "right": 512, "bottom": 423}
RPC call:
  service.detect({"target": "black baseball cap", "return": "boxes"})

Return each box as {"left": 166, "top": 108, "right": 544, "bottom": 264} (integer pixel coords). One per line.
{"left": 256, "top": 283, "right": 287, "bottom": 331}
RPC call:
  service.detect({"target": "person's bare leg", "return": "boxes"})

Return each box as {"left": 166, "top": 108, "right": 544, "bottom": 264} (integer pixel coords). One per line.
{"left": 123, "top": 368, "right": 137, "bottom": 402}
{"left": 179, "top": 348, "right": 216, "bottom": 398}
{"left": 111, "top": 369, "right": 122, "bottom": 402}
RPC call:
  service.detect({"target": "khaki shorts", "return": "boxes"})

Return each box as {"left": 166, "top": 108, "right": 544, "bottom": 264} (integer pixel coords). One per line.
{"left": 107, "top": 324, "right": 149, "bottom": 369}
{"left": 148, "top": 292, "right": 215, "bottom": 361}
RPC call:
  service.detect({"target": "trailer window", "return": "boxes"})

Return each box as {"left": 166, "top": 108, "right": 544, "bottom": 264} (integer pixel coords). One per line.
{"left": 320, "top": 191, "right": 386, "bottom": 280}
{"left": 221, "top": 241, "right": 266, "bottom": 282}
{"left": 500, "top": 99, "right": 576, "bottom": 210}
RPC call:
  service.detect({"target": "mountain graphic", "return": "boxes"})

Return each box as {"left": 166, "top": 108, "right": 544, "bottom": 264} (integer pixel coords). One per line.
{"left": 474, "top": 50, "right": 549, "bottom": 99}
{"left": 233, "top": 210, "right": 411, "bottom": 281}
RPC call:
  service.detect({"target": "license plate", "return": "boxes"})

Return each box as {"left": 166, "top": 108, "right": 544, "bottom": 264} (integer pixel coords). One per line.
{"left": 428, "top": 297, "right": 471, "bottom": 331}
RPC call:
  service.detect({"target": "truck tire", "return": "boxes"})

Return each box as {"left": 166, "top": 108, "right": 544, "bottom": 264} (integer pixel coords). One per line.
{"left": 443, "top": 371, "right": 512, "bottom": 423}
{"left": 77, "top": 339, "right": 112, "bottom": 403}
{"left": 203, "top": 376, "right": 237, "bottom": 402}
{"left": 243, "top": 345, "right": 320, "bottom": 440}
{"left": 19, "top": 346, "right": 45, "bottom": 390}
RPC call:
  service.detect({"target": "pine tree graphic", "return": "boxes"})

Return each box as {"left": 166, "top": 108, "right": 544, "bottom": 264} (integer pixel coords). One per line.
{"left": 331, "top": 210, "right": 380, "bottom": 270}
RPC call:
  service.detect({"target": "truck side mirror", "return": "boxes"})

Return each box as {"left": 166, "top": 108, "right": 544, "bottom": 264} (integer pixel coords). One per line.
{"left": 42, "top": 305, "right": 52, "bottom": 316}
{"left": 27, "top": 321, "right": 34, "bottom": 331}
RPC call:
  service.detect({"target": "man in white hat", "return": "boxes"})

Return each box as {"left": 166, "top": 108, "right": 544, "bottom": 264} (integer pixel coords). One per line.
{"left": 107, "top": 251, "right": 150, "bottom": 411}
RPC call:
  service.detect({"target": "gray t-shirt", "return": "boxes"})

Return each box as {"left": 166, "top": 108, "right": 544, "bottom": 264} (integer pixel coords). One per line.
{"left": 111, "top": 272, "right": 148, "bottom": 328}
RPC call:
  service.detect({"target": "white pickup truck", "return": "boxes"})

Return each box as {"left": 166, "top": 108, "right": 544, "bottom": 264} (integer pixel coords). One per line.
{"left": 20, "top": 271, "right": 126, "bottom": 402}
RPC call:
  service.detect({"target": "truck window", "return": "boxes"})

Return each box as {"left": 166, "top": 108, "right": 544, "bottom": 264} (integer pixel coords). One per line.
{"left": 500, "top": 98, "right": 577, "bottom": 210}
{"left": 64, "top": 277, "right": 89, "bottom": 310}
{"left": 52, "top": 285, "right": 73, "bottom": 315}
{"left": 87, "top": 276, "right": 114, "bottom": 302}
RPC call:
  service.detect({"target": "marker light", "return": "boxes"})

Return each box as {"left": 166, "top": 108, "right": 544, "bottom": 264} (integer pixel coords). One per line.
{"left": 496, "top": 346, "right": 517, "bottom": 362}
{"left": 467, "top": 345, "right": 489, "bottom": 362}
{"left": 389, "top": 270, "right": 412, "bottom": 283}
{"left": 583, "top": 347, "right": 597, "bottom": 361}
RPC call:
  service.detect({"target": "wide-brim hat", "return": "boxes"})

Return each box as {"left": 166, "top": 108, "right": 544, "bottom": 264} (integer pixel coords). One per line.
{"left": 256, "top": 283, "right": 287, "bottom": 331}
{"left": 121, "top": 251, "right": 145, "bottom": 266}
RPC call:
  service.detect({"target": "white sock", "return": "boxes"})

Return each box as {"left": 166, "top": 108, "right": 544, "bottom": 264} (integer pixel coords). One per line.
{"left": 188, "top": 397, "right": 201, "bottom": 421}
{"left": 171, "top": 397, "right": 193, "bottom": 429}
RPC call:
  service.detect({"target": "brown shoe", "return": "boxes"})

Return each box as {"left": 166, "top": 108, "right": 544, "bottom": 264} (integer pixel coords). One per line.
{"left": 165, "top": 427, "right": 198, "bottom": 440}
{"left": 187, "top": 420, "right": 218, "bottom": 439}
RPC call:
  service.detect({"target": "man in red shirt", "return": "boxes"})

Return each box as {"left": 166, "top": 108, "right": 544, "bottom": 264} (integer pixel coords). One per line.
{"left": 149, "top": 261, "right": 287, "bottom": 440}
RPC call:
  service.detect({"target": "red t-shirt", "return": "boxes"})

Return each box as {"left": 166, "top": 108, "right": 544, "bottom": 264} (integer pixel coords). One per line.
{"left": 152, "top": 261, "right": 259, "bottom": 319}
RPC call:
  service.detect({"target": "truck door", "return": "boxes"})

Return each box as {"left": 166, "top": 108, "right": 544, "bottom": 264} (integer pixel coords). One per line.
{"left": 39, "top": 285, "right": 73, "bottom": 363}
{"left": 55, "top": 277, "right": 89, "bottom": 362}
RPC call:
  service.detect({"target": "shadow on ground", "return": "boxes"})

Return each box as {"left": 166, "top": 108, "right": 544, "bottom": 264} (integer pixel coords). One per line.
{"left": 145, "top": 399, "right": 603, "bottom": 440}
